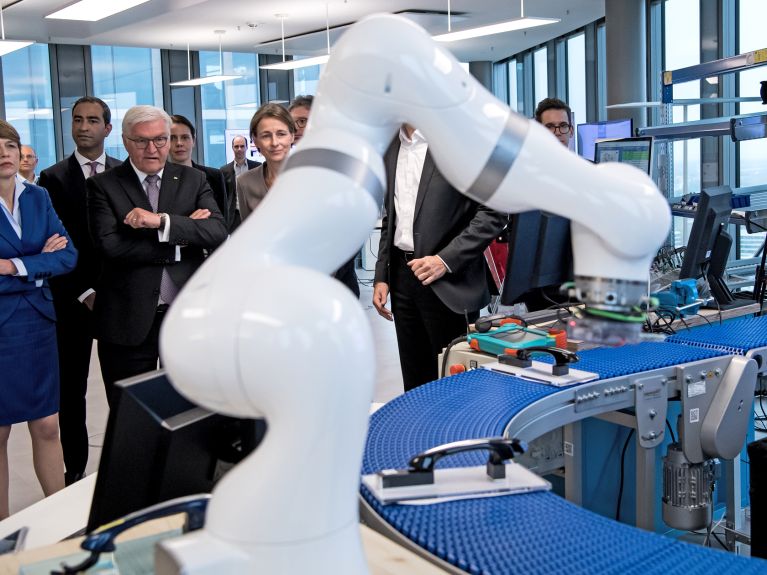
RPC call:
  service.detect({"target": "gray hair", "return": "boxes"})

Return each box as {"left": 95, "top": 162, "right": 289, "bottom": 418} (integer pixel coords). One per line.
{"left": 122, "top": 105, "right": 171, "bottom": 136}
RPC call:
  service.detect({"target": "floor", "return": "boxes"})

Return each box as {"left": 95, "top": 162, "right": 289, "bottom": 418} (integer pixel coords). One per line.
{"left": 6, "top": 267, "right": 405, "bottom": 515}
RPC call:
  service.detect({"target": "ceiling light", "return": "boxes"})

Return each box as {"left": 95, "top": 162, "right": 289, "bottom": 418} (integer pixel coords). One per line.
{"left": 433, "top": 0, "right": 559, "bottom": 42}
{"left": 260, "top": 7, "right": 332, "bottom": 72}
{"left": 46, "top": 0, "right": 151, "bottom": 22}
{"left": 0, "top": 2, "right": 33, "bottom": 57}
{"left": 169, "top": 32, "right": 242, "bottom": 87}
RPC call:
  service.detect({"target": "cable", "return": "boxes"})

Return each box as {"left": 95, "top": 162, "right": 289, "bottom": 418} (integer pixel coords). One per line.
{"left": 440, "top": 335, "right": 469, "bottom": 379}
{"left": 693, "top": 312, "right": 713, "bottom": 327}
{"left": 616, "top": 428, "right": 634, "bottom": 522}
{"left": 665, "top": 420, "right": 676, "bottom": 444}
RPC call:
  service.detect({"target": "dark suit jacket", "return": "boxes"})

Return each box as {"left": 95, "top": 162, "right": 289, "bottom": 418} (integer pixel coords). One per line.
{"left": 374, "top": 138, "right": 507, "bottom": 314}
{"left": 220, "top": 159, "right": 260, "bottom": 229}
{"left": 87, "top": 161, "right": 227, "bottom": 346}
{"left": 0, "top": 182, "right": 77, "bottom": 327}
{"left": 192, "top": 162, "right": 228, "bottom": 227}
{"left": 38, "top": 154, "right": 121, "bottom": 305}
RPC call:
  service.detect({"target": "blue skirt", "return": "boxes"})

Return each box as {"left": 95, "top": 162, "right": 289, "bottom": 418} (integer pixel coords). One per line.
{"left": 0, "top": 298, "right": 59, "bottom": 425}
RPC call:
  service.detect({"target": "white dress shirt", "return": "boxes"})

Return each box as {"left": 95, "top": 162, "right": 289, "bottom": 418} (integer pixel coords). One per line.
{"left": 0, "top": 176, "right": 42, "bottom": 286}
{"left": 74, "top": 149, "right": 107, "bottom": 179}
{"left": 393, "top": 128, "right": 428, "bottom": 253}
{"left": 128, "top": 161, "right": 180, "bottom": 262}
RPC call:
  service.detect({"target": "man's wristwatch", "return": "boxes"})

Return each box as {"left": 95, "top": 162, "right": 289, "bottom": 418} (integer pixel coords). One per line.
{"left": 158, "top": 213, "right": 169, "bottom": 232}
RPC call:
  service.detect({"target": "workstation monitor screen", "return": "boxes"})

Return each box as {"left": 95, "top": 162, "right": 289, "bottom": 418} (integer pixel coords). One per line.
{"left": 87, "top": 371, "right": 265, "bottom": 532}
{"left": 576, "top": 118, "right": 634, "bottom": 162}
{"left": 501, "top": 210, "right": 573, "bottom": 312}
{"left": 594, "top": 137, "right": 653, "bottom": 175}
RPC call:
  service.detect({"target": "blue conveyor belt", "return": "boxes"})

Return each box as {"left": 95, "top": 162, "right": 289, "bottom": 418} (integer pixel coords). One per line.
{"left": 362, "top": 342, "right": 765, "bottom": 574}
{"left": 666, "top": 314, "right": 767, "bottom": 354}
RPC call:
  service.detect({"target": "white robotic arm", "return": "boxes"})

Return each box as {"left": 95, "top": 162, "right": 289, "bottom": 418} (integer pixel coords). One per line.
{"left": 157, "top": 13, "right": 670, "bottom": 574}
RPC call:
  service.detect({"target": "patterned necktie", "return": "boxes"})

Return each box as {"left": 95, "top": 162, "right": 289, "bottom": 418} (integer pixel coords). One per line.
{"left": 145, "top": 174, "right": 178, "bottom": 304}
{"left": 87, "top": 161, "right": 99, "bottom": 178}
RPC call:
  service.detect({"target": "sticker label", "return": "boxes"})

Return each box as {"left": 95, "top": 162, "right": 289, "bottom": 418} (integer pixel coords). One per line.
{"left": 689, "top": 408, "right": 700, "bottom": 424}
{"left": 564, "top": 442, "right": 574, "bottom": 457}
{"left": 754, "top": 49, "right": 767, "bottom": 64}
{"left": 688, "top": 380, "right": 706, "bottom": 398}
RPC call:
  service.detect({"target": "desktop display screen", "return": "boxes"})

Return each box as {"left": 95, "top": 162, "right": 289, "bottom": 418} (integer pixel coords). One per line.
{"left": 593, "top": 137, "right": 653, "bottom": 175}
{"left": 576, "top": 119, "right": 634, "bottom": 161}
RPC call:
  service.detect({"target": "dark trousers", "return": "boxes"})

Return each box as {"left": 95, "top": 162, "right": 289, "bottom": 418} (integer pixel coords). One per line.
{"left": 55, "top": 300, "right": 93, "bottom": 479}
{"left": 98, "top": 307, "right": 167, "bottom": 406}
{"left": 390, "top": 248, "right": 477, "bottom": 392}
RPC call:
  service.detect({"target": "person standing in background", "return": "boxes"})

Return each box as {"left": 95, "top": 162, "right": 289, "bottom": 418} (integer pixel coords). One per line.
{"left": 220, "top": 135, "right": 260, "bottom": 232}
{"left": 18, "top": 145, "right": 38, "bottom": 184}
{"left": 0, "top": 119, "right": 77, "bottom": 517}
{"left": 38, "top": 96, "right": 121, "bottom": 486}
{"left": 169, "top": 114, "right": 229, "bottom": 228}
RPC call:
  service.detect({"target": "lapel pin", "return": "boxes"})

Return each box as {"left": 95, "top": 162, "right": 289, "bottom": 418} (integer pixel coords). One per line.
{"left": 173, "top": 176, "right": 179, "bottom": 180}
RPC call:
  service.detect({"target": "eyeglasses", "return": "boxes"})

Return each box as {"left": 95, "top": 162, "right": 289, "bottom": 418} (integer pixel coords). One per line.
{"left": 20, "top": 154, "right": 37, "bottom": 160}
{"left": 544, "top": 122, "right": 572, "bottom": 135}
{"left": 126, "top": 136, "right": 169, "bottom": 149}
{"left": 293, "top": 118, "right": 308, "bottom": 128}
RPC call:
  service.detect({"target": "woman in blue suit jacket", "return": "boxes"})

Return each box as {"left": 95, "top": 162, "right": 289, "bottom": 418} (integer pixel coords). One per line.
{"left": 0, "top": 120, "right": 77, "bottom": 519}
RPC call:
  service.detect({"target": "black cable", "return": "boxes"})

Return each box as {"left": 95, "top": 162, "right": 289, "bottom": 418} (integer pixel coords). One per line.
{"left": 711, "top": 531, "right": 727, "bottom": 549}
{"left": 665, "top": 420, "right": 677, "bottom": 444}
{"left": 616, "top": 428, "right": 635, "bottom": 522}
{"left": 440, "top": 335, "right": 469, "bottom": 379}
{"left": 694, "top": 312, "right": 713, "bottom": 327}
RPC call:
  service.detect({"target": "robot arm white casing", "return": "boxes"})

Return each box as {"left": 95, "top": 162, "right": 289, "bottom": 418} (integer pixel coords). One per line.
{"left": 158, "top": 13, "right": 671, "bottom": 574}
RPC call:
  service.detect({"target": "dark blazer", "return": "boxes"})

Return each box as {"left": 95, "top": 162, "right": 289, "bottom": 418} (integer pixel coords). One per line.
{"left": 87, "top": 161, "right": 227, "bottom": 346}
{"left": 0, "top": 182, "right": 78, "bottom": 327}
{"left": 192, "top": 162, "right": 228, "bottom": 226}
{"left": 374, "top": 139, "right": 507, "bottom": 313}
{"left": 220, "top": 158, "right": 260, "bottom": 229}
{"left": 38, "top": 154, "right": 121, "bottom": 305}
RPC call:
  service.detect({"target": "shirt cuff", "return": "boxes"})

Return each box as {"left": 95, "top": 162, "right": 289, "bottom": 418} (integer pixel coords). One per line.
{"left": 77, "top": 288, "right": 95, "bottom": 303}
{"left": 12, "top": 258, "right": 43, "bottom": 287}
{"left": 436, "top": 255, "right": 452, "bottom": 273}
{"left": 157, "top": 215, "right": 170, "bottom": 242}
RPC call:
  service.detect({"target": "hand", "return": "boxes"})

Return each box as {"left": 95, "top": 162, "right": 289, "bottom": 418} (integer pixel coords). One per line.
{"left": 124, "top": 208, "right": 161, "bottom": 229}
{"left": 372, "top": 282, "right": 393, "bottom": 321}
{"left": 82, "top": 292, "right": 96, "bottom": 311}
{"left": 0, "top": 259, "right": 17, "bottom": 276}
{"left": 189, "top": 209, "right": 211, "bottom": 220}
{"left": 408, "top": 255, "right": 447, "bottom": 286}
{"left": 42, "top": 233, "right": 68, "bottom": 253}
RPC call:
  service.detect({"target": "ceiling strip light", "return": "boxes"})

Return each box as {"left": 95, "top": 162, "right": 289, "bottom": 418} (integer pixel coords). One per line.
{"left": 0, "top": 3, "right": 33, "bottom": 57}
{"left": 260, "top": 7, "right": 332, "bottom": 72}
{"left": 46, "top": 0, "right": 152, "bottom": 22}
{"left": 433, "top": 0, "right": 559, "bottom": 43}
{"left": 170, "top": 33, "right": 242, "bottom": 87}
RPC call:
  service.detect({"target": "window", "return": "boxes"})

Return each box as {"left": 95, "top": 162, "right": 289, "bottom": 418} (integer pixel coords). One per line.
{"left": 597, "top": 24, "right": 606, "bottom": 120}
{"left": 293, "top": 64, "right": 323, "bottom": 96}
{"left": 2, "top": 44, "right": 56, "bottom": 173}
{"left": 567, "top": 33, "right": 587, "bottom": 127}
{"left": 199, "top": 51, "right": 260, "bottom": 169}
{"left": 737, "top": 0, "right": 767, "bottom": 258}
{"left": 533, "top": 47, "right": 548, "bottom": 105}
{"left": 91, "top": 46, "right": 164, "bottom": 160}
{"left": 507, "top": 59, "right": 518, "bottom": 112}
{"left": 664, "top": 0, "right": 701, "bottom": 197}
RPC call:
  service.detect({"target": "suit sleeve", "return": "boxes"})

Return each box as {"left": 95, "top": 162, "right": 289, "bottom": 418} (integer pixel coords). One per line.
{"left": 16, "top": 189, "right": 78, "bottom": 281}
{"left": 166, "top": 174, "right": 228, "bottom": 249}
{"left": 87, "top": 175, "right": 177, "bottom": 264}
{"left": 374, "top": 203, "right": 391, "bottom": 285}
{"left": 436, "top": 204, "right": 508, "bottom": 275}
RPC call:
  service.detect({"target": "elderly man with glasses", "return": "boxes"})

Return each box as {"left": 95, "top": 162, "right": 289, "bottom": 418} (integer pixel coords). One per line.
{"left": 535, "top": 97, "right": 574, "bottom": 148}
{"left": 86, "top": 105, "right": 227, "bottom": 403}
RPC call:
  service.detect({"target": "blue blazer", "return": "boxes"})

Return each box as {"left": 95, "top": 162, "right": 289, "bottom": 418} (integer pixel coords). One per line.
{"left": 0, "top": 182, "right": 78, "bottom": 327}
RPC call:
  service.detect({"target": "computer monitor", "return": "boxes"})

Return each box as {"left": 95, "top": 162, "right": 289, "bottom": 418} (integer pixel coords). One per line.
{"left": 593, "top": 137, "right": 653, "bottom": 175}
{"left": 678, "top": 186, "right": 750, "bottom": 309}
{"left": 576, "top": 118, "right": 634, "bottom": 162}
{"left": 501, "top": 210, "right": 573, "bottom": 311}
{"left": 87, "top": 371, "right": 265, "bottom": 532}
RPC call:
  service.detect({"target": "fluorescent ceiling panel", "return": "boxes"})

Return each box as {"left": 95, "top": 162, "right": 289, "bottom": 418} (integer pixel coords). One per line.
{"left": 0, "top": 40, "right": 33, "bottom": 57}
{"left": 433, "top": 17, "right": 560, "bottom": 42}
{"left": 169, "top": 74, "right": 242, "bottom": 87}
{"left": 260, "top": 55, "right": 330, "bottom": 71}
{"left": 46, "top": 0, "right": 152, "bottom": 22}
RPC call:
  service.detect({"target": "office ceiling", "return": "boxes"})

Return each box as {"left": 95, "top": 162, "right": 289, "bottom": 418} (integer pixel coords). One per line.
{"left": 6, "top": 0, "right": 604, "bottom": 62}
